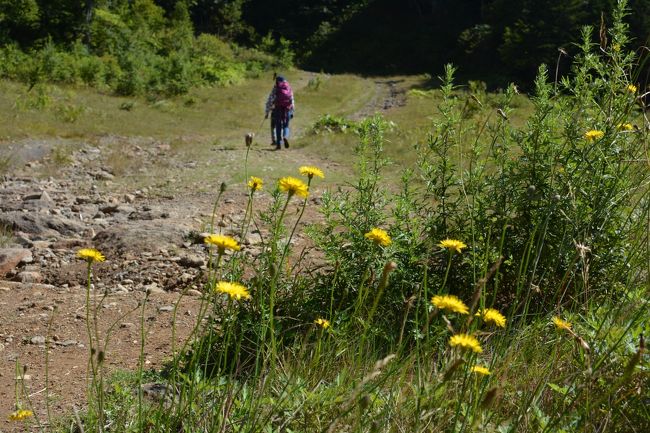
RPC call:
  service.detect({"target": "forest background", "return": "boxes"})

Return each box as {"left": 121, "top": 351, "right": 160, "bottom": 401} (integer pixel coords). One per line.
{"left": 2, "top": 0, "right": 649, "bottom": 96}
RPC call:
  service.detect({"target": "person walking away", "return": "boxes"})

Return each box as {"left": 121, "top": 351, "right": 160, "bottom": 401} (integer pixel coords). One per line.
{"left": 265, "top": 75, "right": 294, "bottom": 150}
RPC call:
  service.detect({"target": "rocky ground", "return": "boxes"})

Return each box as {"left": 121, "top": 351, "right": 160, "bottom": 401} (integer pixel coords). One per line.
{"left": 0, "top": 138, "right": 322, "bottom": 432}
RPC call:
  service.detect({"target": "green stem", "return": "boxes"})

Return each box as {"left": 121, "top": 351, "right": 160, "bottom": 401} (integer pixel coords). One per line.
{"left": 440, "top": 251, "right": 453, "bottom": 294}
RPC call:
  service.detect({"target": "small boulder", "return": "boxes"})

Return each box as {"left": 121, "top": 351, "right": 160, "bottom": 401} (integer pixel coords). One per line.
{"left": 0, "top": 248, "right": 32, "bottom": 276}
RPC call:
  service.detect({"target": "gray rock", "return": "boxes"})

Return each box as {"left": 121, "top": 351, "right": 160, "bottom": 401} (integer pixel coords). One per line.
{"left": 244, "top": 233, "right": 262, "bottom": 245}
{"left": 94, "top": 170, "right": 114, "bottom": 181}
{"left": 0, "top": 211, "right": 86, "bottom": 237}
{"left": 99, "top": 204, "right": 120, "bottom": 214}
{"left": 179, "top": 255, "right": 204, "bottom": 268}
{"left": 0, "top": 248, "right": 32, "bottom": 276}
{"left": 144, "top": 283, "right": 165, "bottom": 294}
{"left": 55, "top": 340, "right": 77, "bottom": 347}
{"left": 30, "top": 335, "right": 46, "bottom": 345}
{"left": 158, "top": 306, "right": 174, "bottom": 312}
{"left": 15, "top": 271, "right": 42, "bottom": 284}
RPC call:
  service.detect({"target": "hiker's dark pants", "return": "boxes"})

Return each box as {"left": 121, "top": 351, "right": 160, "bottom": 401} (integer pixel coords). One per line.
{"left": 271, "top": 108, "right": 292, "bottom": 145}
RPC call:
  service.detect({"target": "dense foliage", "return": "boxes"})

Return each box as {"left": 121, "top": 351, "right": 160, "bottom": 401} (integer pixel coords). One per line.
{"left": 0, "top": 0, "right": 290, "bottom": 95}
{"left": 1, "top": 0, "right": 648, "bottom": 90}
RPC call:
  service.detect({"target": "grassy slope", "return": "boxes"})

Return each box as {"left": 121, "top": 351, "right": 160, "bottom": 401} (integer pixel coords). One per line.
{"left": 0, "top": 73, "right": 535, "bottom": 187}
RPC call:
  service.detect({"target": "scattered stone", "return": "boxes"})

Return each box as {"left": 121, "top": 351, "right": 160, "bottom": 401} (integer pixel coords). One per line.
{"left": 244, "top": 233, "right": 262, "bottom": 245}
{"left": 179, "top": 255, "right": 204, "bottom": 268}
{"left": 124, "top": 193, "right": 136, "bottom": 203}
{"left": 187, "top": 289, "right": 203, "bottom": 297}
{"left": 51, "top": 238, "right": 87, "bottom": 249}
{"left": 15, "top": 271, "right": 43, "bottom": 284}
{"left": 141, "top": 382, "right": 174, "bottom": 403}
{"left": 55, "top": 340, "right": 77, "bottom": 347}
{"left": 94, "top": 170, "right": 114, "bottom": 181}
{"left": 0, "top": 248, "right": 32, "bottom": 276}
{"left": 144, "top": 283, "right": 165, "bottom": 295}
{"left": 120, "top": 322, "right": 136, "bottom": 329}
{"left": 158, "top": 306, "right": 174, "bottom": 312}
{"left": 30, "top": 335, "right": 46, "bottom": 345}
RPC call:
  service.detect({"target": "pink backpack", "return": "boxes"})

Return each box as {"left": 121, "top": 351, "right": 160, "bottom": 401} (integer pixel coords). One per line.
{"left": 275, "top": 81, "right": 293, "bottom": 109}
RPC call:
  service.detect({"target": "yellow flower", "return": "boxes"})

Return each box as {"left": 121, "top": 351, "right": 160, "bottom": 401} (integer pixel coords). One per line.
{"left": 364, "top": 227, "right": 392, "bottom": 246}
{"left": 215, "top": 281, "right": 250, "bottom": 300}
{"left": 299, "top": 166, "right": 325, "bottom": 179}
{"left": 584, "top": 130, "right": 604, "bottom": 141}
{"left": 432, "top": 294, "right": 469, "bottom": 315}
{"left": 471, "top": 365, "right": 491, "bottom": 376}
{"left": 76, "top": 248, "right": 105, "bottom": 263}
{"left": 449, "top": 334, "right": 483, "bottom": 353}
{"left": 476, "top": 308, "right": 507, "bottom": 328}
{"left": 552, "top": 316, "right": 572, "bottom": 332}
{"left": 627, "top": 84, "right": 637, "bottom": 93}
{"left": 617, "top": 122, "right": 634, "bottom": 131}
{"left": 247, "top": 176, "right": 263, "bottom": 191}
{"left": 438, "top": 239, "right": 467, "bottom": 253}
{"left": 8, "top": 409, "right": 33, "bottom": 421}
{"left": 314, "top": 318, "right": 330, "bottom": 329}
{"left": 204, "top": 234, "right": 241, "bottom": 252}
{"left": 278, "top": 176, "right": 309, "bottom": 198}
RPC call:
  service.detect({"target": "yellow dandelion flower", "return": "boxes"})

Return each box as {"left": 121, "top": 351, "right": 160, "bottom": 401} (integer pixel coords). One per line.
{"left": 617, "top": 123, "right": 634, "bottom": 131}
{"left": 627, "top": 84, "right": 637, "bottom": 93}
{"left": 471, "top": 365, "right": 491, "bottom": 376}
{"left": 8, "top": 409, "right": 33, "bottom": 421}
{"left": 431, "top": 294, "right": 469, "bottom": 315}
{"left": 314, "top": 318, "right": 330, "bottom": 329}
{"left": 204, "top": 234, "right": 241, "bottom": 252}
{"left": 299, "top": 166, "right": 325, "bottom": 179}
{"left": 552, "top": 316, "right": 572, "bottom": 332}
{"left": 449, "top": 334, "right": 483, "bottom": 353}
{"left": 364, "top": 227, "right": 392, "bottom": 246}
{"left": 76, "top": 248, "right": 105, "bottom": 263}
{"left": 278, "top": 176, "right": 309, "bottom": 198}
{"left": 215, "top": 281, "right": 250, "bottom": 300}
{"left": 438, "top": 239, "right": 467, "bottom": 253}
{"left": 584, "top": 130, "right": 604, "bottom": 141}
{"left": 476, "top": 308, "right": 507, "bottom": 328}
{"left": 247, "top": 176, "right": 263, "bottom": 191}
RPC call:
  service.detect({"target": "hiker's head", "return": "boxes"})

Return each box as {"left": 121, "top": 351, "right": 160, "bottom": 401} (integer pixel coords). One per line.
{"left": 276, "top": 75, "right": 285, "bottom": 83}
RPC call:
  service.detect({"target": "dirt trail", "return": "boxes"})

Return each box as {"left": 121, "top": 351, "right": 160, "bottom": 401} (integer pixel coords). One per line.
{"left": 350, "top": 78, "right": 408, "bottom": 120}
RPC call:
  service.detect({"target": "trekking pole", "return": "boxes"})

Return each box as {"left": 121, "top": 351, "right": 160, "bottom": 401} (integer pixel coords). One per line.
{"left": 254, "top": 116, "right": 266, "bottom": 141}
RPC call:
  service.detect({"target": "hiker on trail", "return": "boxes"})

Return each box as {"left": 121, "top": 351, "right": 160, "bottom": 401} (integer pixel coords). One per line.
{"left": 265, "top": 75, "right": 294, "bottom": 150}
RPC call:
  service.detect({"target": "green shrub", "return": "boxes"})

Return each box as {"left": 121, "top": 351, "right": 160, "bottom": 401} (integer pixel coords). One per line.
{"left": 311, "top": 114, "right": 358, "bottom": 134}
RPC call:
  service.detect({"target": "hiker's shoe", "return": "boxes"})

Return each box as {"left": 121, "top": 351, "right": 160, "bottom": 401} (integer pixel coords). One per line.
{"left": 270, "top": 141, "right": 276, "bottom": 147}
{"left": 275, "top": 144, "right": 281, "bottom": 150}
{"left": 283, "top": 138, "right": 289, "bottom": 148}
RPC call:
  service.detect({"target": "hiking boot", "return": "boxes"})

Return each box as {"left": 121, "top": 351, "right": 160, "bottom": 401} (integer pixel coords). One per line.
{"left": 283, "top": 138, "right": 289, "bottom": 148}
{"left": 275, "top": 144, "right": 281, "bottom": 150}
